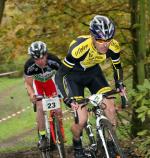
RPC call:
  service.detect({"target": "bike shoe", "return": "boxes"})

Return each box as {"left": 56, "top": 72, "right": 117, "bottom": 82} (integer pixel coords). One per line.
{"left": 74, "top": 148, "right": 87, "bottom": 158}
{"left": 38, "top": 137, "right": 49, "bottom": 150}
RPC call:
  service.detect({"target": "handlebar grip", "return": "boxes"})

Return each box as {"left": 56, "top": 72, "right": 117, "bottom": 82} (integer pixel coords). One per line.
{"left": 33, "top": 103, "right": 37, "bottom": 112}
{"left": 121, "top": 95, "right": 128, "bottom": 109}
{"left": 74, "top": 110, "right": 79, "bottom": 124}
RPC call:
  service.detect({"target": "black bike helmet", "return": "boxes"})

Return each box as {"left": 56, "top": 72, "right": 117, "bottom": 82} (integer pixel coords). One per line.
{"left": 90, "top": 15, "right": 115, "bottom": 40}
{"left": 28, "top": 41, "right": 47, "bottom": 59}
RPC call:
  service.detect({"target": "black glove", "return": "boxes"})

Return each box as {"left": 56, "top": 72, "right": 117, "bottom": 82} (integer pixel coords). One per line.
{"left": 115, "top": 81, "right": 125, "bottom": 91}
{"left": 115, "top": 81, "right": 128, "bottom": 108}
{"left": 63, "top": 97, "right": 75, "bottom": 108}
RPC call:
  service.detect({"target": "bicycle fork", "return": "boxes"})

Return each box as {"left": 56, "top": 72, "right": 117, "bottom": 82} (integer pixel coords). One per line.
{"left": 96, "top": 117, "right": 110, "bottom": 158}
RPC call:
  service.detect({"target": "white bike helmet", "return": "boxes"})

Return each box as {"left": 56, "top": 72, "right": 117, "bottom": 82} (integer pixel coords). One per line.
{"left": 90, "top": 15, "right": 115, "bottom": 40}
{"left": 28, "top": 41, "right": 47, "bottom": 59}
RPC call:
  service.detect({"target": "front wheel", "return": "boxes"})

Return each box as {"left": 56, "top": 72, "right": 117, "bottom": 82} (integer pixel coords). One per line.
{"left": 97, "top": 119, "right": 126, "bottom": 158}
{"left": 54, "top": 116, "right": 66, "bottom": 158}
{"left": 39, "top": 149, "right": 51, "bottom": 158}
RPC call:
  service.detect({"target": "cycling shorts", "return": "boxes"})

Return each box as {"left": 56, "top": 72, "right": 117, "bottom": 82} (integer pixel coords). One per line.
{"left": 33, "top": 79, "right": 57, "bottom": 97}
{"left": 64, "top": 65, "right": 111, "bottom": 97}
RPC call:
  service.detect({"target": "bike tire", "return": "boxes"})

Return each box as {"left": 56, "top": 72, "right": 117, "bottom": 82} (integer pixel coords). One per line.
{"left": 40, "top": 149, "right": 51, "bottom": 158}
{"left": 54, "top": 116, "right": 66, "bottom": 158}
{"left": 97, "top": 118, "right": 126, "bottom": 158}
{"left": 38, "top": 113, "right": 52, "bottom": 158}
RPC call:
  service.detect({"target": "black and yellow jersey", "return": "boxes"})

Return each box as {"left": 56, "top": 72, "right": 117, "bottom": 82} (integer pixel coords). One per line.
{"left": 63, "top": 35, "right": 121, "bottom": 71}
{"left": 55, "top": 35, "right": 123, "bottom": 98}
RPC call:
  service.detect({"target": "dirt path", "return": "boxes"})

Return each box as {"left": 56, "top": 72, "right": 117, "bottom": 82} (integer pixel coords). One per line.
{"left": 0, "top": 146, "right": 142, "bottom": 158}
{"left": 0, "top": 128, "right": 36, "bottom": 148}
{"left": 0, "top": 147, "right": 74, "bottom": 158}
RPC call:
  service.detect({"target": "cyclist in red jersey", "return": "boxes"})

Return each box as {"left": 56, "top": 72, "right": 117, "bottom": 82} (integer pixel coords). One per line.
{"left": 24, "top": 41, "right": 65, "bottom": 150}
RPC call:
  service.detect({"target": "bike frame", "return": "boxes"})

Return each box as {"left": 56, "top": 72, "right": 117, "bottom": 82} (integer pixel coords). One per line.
{"left": 44, "top": 109, "right": 63, "bottom": 144}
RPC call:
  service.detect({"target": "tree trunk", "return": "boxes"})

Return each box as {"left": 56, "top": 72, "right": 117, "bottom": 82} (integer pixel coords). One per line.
{"left": 145, "top": 0, "right": 150, "bottom": 80}
{"left": 130, "top": 0, "right": 147, "bottom": 137}
{"left": 0, "top": 0, "right": 6, "bottom": 24}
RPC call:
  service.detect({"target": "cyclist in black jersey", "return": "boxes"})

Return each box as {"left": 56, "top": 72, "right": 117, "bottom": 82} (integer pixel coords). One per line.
{"left": 24, "top": 41, "right": 65, "bottom": 150}
{"left": 55, "top": 15, "right": 126, "bottom": 158}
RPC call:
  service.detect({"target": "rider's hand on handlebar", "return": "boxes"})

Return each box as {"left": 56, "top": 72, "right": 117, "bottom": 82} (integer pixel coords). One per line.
{"left": 30, "top": 93, "right": 37, "bottom": 104}
{"left": 115, "top": 81, "right": 126, "bottom": 94}
{"left": 64, "top": 97, "right": 79, "bottom": 110}
{"left": 71, "top": 102, "right": 79, "bottom": 111}
{"left": 115, "top": 81, "right": 129, "bottom": 108}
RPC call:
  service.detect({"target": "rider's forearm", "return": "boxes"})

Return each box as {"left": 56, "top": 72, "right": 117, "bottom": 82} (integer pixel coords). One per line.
{"left": 24, "top": 77, "right": 35, "bottom": 98}
{"left": 113, "top": 67, "right": 123, "bottom": 82}
{"left": 25, "top": 82, "right": 34, "bottom": 97}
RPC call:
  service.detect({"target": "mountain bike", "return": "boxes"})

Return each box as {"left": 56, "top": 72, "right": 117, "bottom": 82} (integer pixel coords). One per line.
{"left": 73, "top": 92, "right": 127, "bottom": 158}
{"left": 34, "top": 96, "right": 66, "bottom": 158}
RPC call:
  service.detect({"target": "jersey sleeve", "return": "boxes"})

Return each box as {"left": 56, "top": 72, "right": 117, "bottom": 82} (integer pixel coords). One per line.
{"left": 24, "top": 59, "right": 34, "bottom": 77}
{"left": 107, "top": 39, "right": 123, "bottom": 82}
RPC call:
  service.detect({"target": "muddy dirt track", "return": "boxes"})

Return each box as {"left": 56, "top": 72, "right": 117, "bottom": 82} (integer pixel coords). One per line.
{"left": 0, "top": 146, "right": 142, "bottom": 158}
{"left": 0, "top": 147, "right": 74, "bottom": 158}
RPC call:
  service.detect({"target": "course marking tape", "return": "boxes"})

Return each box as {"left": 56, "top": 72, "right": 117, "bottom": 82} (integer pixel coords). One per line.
{"left": 0, "top": 107, "right": 72, "bottom": 123}
{"left": 0, "top": 106, "right": 31, "bottom": 123}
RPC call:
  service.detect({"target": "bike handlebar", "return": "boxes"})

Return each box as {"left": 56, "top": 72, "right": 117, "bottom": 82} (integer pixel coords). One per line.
{"left": 79, "top": 89, "right": 128, "bottom": 109}
{"left": 72, "top": 89, "right": 129, "bottom": 124}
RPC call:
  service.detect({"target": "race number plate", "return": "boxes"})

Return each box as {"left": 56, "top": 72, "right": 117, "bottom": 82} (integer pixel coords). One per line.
{"left": 89, "top": 94, "right": 103, "bottom": 106}
{"left": 42, "top": 97, "right": 60, "bottom": 111}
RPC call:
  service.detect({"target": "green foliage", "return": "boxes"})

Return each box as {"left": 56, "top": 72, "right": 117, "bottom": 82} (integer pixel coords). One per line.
{"left": 129, "top": 79, "right": 150, "bottom": 157}
{"left": 130, "top": 79, "right": 150, "bottom": 122}
{"left": 0, "top": 0, "right": 131, "bottom": 73}
{"left": 132, "top": 136, "right": 150, "bottom": 158}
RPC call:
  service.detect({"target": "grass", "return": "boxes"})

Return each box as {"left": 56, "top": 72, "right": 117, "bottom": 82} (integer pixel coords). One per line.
{"left": 0, "top": 77, "right": 30, "bottom": 117}
{"left": 0, "top": 77, "right": 37, "bottom": 152}
{"left": 0, "top": 109, "right": 35, "bottom": 141}
{"left": 0, "top": 77, "right": 22, "bottom": 92}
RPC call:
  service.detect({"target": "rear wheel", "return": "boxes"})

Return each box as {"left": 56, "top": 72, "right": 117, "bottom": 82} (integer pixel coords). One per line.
{"left": 97, "top": 119, "right": 126, "bottom": 158}
{"left": 54, "top": 116, "right": 66, "bottom": 158}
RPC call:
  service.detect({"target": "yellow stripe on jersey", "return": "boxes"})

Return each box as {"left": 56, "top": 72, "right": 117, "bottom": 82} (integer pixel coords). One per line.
{"left": 69, "top": 40, "right": 77, "bottom": 47}
{"left": 73, "top": 96, "right": 84, "bottom": 100}
{"left": 97, "top": 87, "right": 112, "bottom": 94}
{"left": 62, "top": 60, "right": 74, "bottom": 68}
{"left": 113, "top": 61, "right": 120, "bottom": 65}
{"left": 109, "top": 39, "right": 120, "bottom": 53}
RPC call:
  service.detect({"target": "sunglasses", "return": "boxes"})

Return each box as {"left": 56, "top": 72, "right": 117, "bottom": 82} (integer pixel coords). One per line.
{"left": 96, "top": 39, "right": 112, "bottom": 44}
